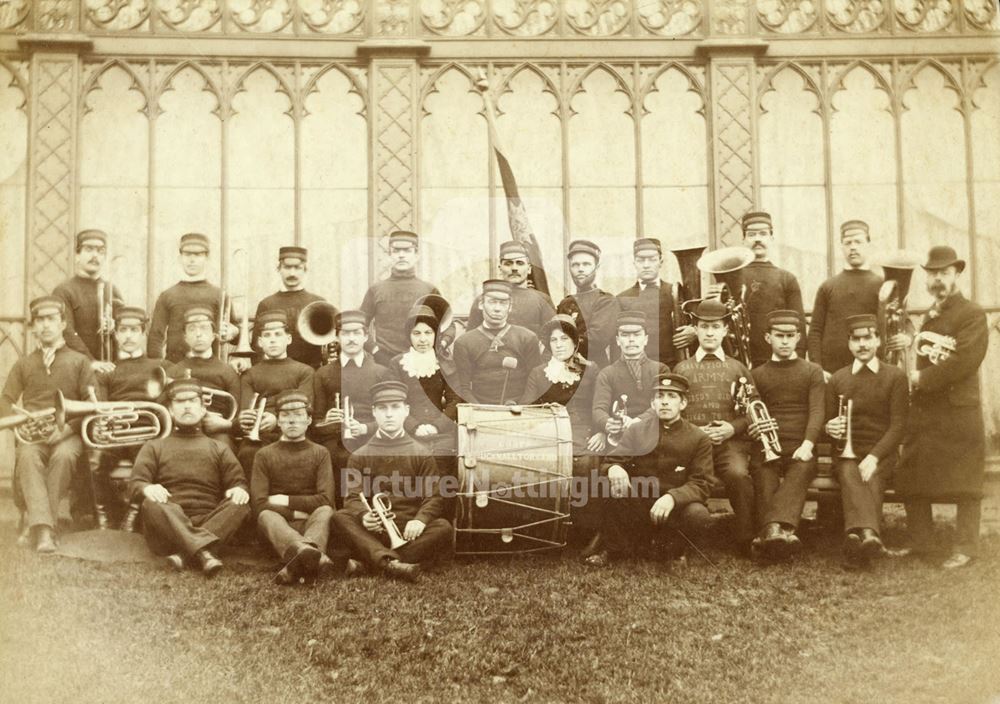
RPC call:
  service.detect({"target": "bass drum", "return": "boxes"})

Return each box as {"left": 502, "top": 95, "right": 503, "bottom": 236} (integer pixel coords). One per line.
{"left": 455, "top": 403, "right": 573, "bottom": 555}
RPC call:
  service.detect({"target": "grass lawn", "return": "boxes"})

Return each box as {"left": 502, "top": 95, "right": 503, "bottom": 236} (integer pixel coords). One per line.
{"left": 1, "top": 507, "right": 998, "bottom": 704}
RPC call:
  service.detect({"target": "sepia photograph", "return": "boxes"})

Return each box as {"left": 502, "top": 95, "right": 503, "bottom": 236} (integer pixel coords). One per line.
{"left": 0, "top": 0, "right": 998, "bottom": 701}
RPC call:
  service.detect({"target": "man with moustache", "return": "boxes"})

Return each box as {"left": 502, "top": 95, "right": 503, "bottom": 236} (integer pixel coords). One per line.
{"left": 896, "top": 246, "right": 988, "bottom": 569}
{"left": 739, "top": 212, "right": 807, "bottom": 367}
{"left": 52, "top": 229, "right": 123, "bottom": 374}
{"left": 253, "top": 247, "right": 329, "bottom": 370}
{"left": 130, "top": 378, "right": 250, "bottom": 576}
{"left": 556, "top": 239, "right": 620, "bottom": 367}
{"left": 361, "top": 231, "right": 440, "bottom": 367}
{"left": 147, "top": 233, "right": 238, "bottom": 364}
{"left": 808, "top": 220, "right": 884, "bottom": 379}
{"left": 467, "top": 241, "right": 556, "bottom": 337}
{"left": 2, "top": 297, "right": 95, "bottom": 552}
{"left": 453, "top": 279, "right": 542, "bottom": 405}
{"left": 616, "top": 238, "right": 696, "bottom": 367}
{"left": 584, "top": 373, "right": 715, "bottom": 567}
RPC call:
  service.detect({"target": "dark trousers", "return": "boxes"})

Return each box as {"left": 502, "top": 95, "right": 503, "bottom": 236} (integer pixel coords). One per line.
{"left": 141, "top": 499, "right": 250, "bottom": 557}
{"left": 322, "top": 439, "right": 358, "bottom": 509}
{"left": 752, "top": 454, "right": 817, "bottom": 529}
{"left": 713, "top": 442, "right": 755, "bottom": 543}
{"left": 92, "top": 446, "right": 142, "bottom": 513}
{"left": 257, "top": 506, "right": 334, "bottom": 559}
{"left": 330, "top": 510, "right": 453, "bottom": 568}
{"left": 905, "top": 499, "right": 981, "bottom": 557}
{"left": 16, "top": 435, "right": 84, "bottom": 530}
{"left": 835, "top": 456, "right": 894, "bottom": 534}
{"left": 598, "top": 497, "right": 713, "bottom": 556}
{"left": 236, "top": 440, "right": 263, "bottom": 483}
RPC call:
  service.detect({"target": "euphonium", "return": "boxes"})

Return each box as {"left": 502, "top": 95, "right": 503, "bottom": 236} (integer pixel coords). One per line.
{"left": 877, "top": 251, "right": 919, "bottom": 368}
{"left": 914, "top": 331, "right": 956, "bottom": 366}
{"left": 697, "top": 247, "right": 755, "bottom": 368}
{"left": 732, "top": 377, "right": 781, "bottom": 463}
{"left": 0, "top": 401, "right": 61, "bottom": 444}
{"left": 836, "top": 395, "right": 857, "bottom": 460}
{"left": 671, "top": 246, "right": 706, "bottom": 362}
{"left": 359, "top": 492, "right": 408, "bottom": 550}
{"left": 58, "top": 390, "right": 173, "bottom": 449}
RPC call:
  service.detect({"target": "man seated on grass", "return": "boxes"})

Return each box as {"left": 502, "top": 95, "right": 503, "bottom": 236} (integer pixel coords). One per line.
{"left": 584, "top": 373, "right": 715, "bottom": 567}
{"left": 129, "top": 378, "right": 250, "bottom": 577}
{"left": 330, "top": 380, "right": 452, "bottom": 582}
{"left": 252, "top": 390, "right": 335, "bottom": 585}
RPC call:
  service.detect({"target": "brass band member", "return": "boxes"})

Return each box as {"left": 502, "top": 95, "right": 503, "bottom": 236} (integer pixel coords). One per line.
{"left": 467, "top": 241, "right": 556, "bottom": 336}
{"left": 584, "top": 373, "right": 715, "bottom": 567}
{"left": 52, "top": 229, "right": 122, "bottom": 374}
{"left": 92, "top": 305, "right": 172, "bottom": 529}
{"left": 556, "top": 239, "right": 620, "bottom": 367}
{"left": 251, "top": 390, "right": 335, "bottom": 585}
{"left": 748, "top": 310, "right": 825, "bottom": 559}
{"left": 236, "top": 311, "right": 314, "bottom": 477}
{"left": 387, "top": 303, "right": 460, "bottom": 453}
{"left": 616, "top": 238, "right": 697, "bottom": 366}
{"left": 167, "top": 306, "right": 242, "bottom": 449}
{"left": 521, "top": 314, "right": 603, "bottom": 455}
{"left": 674, "top": 299, "right": 756, "bottom": 552}
{"left": 130, "top": 379, "right": 251, "bottom": 576}
{"left": 897, "top": 246, "right": 989, "bottom": 569}
{"left": 453, "top": 279, "right": 542, "bottom": 405}
{"left": 331, "top": 380, "right": 453, "bottom": 582}
{"left": 824, "top": 314, "right": 909, "bottom": 568}
{"left": 312, "top": 310, "right": 393, "bottom": 499}
{"left": 808, "top": 220, "right": 883, "bottom": 378}
{"left": 147, "top": 233, "right": 237, "bottom": 363}
{"left": 2, "top": 297, "right": 95, "bottom": 552}
{"left": 253, "top": 246, "right": 329, "bottom": 370}
{"left": 361, "top": 231, "right": 440, "bottom": 367}
{"left": 592, "top": 311, "right": 670, "bottom": 446}
{"left": 739, "top": 212, "right": 807, "bottom": 367}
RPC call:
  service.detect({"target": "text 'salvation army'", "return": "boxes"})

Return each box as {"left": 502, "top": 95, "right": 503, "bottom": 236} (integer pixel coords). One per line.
{"left": 2, "top": 214, "right": 988, "bottom": 582}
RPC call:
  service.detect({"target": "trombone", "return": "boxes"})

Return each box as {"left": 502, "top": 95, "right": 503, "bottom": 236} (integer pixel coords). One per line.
{"left": 97, "top": 255, "right": 125, "bottom": 363}
{"left": 359, "top": 492, "right": 408, "bottom": 550}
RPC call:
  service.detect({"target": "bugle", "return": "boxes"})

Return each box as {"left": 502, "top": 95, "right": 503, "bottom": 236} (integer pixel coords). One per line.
{"left": 671, "top": 246, "right": 706, "bottom": 362}
{"left": 359, "top": 492, "right": 408, "bottom": 550}
{"left": 732, "top": 376, "right": 781, "bottom": 463}
{"left": 836, "top": 395, "right": 856, "bottom": 459}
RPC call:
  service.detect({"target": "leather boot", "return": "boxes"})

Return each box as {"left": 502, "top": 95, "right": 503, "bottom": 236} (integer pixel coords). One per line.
{"left": 384, "top": 558, "right": 421, "bottom": 582}
{"left": 859, "top": 528, "right": 883, "bottom": 561}
{"left": 195, "top": 548, "right": 223, "bottom": 577}
{"left": 759, "top": 522, "right": 786, "bottom": 559}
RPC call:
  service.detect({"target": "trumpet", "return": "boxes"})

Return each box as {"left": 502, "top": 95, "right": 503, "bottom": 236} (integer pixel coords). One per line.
{"left": 229, "top": 248, "right": 255, "bottom": 359}
{"left": 606, "top": 394, "right": 628, "bottom": 447}
{"left": 59, "top": 389, "right": 173, "bottom": 449}
{"left": 732, "top": 377, "right": 781, "bottom": 463}
{"left": 696, "top": 247, "right": 755, "bottom": 368}
{"left": 836, "top": 395, "right": 856, "bottom": 459}
{"left": 0, "top": 402, "right": 61, "bottom": 444}
{"left": 359, "top": 492, "right": 408, "bottom": 550}
{"left": 915, "top": 331, "right": 956, "bottom": 366}
{"left": 245, "top": 393, "right": 267, "bottom": 442}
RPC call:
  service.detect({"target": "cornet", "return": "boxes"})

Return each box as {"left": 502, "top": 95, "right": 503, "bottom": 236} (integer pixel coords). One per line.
{"left": 836, "top": 395, "right": 857, "bottom": 460}
{"left": 359, "top": 492, "right": 408, "bottom": 550}
{"left": 606, "top": 394, "right": 628, "bottom": 447}
{"left": 915, "top": 331, "right": 956, "bottom": 366}
{"left": 59, "top": 390, "right": 173, "bottom": 450}
{"left": 315, "top": 393, "right": 354, "bottom": 438}
{"left": 245, "top": 393, "right": 268, "bottom": 442}
{"left": 732, "top": 377, "right": 781, "bottom": 463}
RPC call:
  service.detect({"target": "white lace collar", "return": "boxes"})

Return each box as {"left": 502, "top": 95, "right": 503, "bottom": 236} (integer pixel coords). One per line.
{"left": 400, "top": 348, "right": 439, "bottom": 379}
{"left": 544, "top": 357, "right": 581, "bottom": 386}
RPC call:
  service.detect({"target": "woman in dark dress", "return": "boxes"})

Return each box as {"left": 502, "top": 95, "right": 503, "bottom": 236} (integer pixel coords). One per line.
{"left": 521, "top": 314, "right": 605, "bottom": 456}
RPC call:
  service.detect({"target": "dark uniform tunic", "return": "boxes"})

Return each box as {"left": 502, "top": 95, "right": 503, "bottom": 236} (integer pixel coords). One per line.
{"left": 592, "top": 356, "right": 670, "bottom": 432}
{"left": 254, "top": 289, "right": 328, "bottom": 369}
{"left": 236, "top": 357, "right": 314, "bottom": 475}
{"left": 148, "top": 281, "right": 232, "bottom": 363}
{"left": 596, "top": 415, "right": 715, "bottom": 554}
{"left": 361, "top": 274, "right": 439, "bottom": 364}
{"left": 467, "top": 286, "right": 556, "bottom": 337}
{"left": 556, "top": 288, "right": 620, "bottom": 367}
{"left": 452, "top": 324, "right": 542, "bottom": 405}
{"left": 807, "top": 269, "right": 882, "bottom": 373}
{"left": 52, "top": 275, "right": 123, "bottom": 359}
{"left": 616, "top": 280, "right": 680, "bottom": 366}
{"left": 742, "top": 261, "right": 807, "bottom": 367}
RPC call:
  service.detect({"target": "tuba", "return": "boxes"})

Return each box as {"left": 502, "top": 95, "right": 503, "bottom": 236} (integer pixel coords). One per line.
{"left": 732, "top": 376, "right": 781, "bottom": 463}
{"left": 59, "top": 389, "right": 173, "bottom": 449}
{"left": 914, "top": 331, "right": 956, "bottom": 365}
{"left": 877, "top": 251, "right": 919, "bottom": 368}
{"left": 696, "top": 247, "right": 756, "bottom": 368}
{"left": 359, "top": 492, "right": 408, "bottom": 550}
{"left": 671, "top": 246, "right": 706, "bottom": 362}
{"left": 0, "top": 400, "right": 61, "bottom": 444}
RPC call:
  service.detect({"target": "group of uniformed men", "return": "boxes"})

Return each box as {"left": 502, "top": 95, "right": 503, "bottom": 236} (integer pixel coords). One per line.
{"left": 1, "top": 212, "right": 989, "bottom": 582}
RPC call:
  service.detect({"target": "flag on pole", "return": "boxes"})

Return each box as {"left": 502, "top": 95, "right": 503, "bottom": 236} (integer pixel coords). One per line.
{"left": 476, "top": 73, "right": 550, "bottom": 298}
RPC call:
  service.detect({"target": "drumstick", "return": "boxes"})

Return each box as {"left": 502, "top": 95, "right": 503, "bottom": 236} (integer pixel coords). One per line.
{"left": 499, "top": 356, "right": 518, "bottom": 404}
